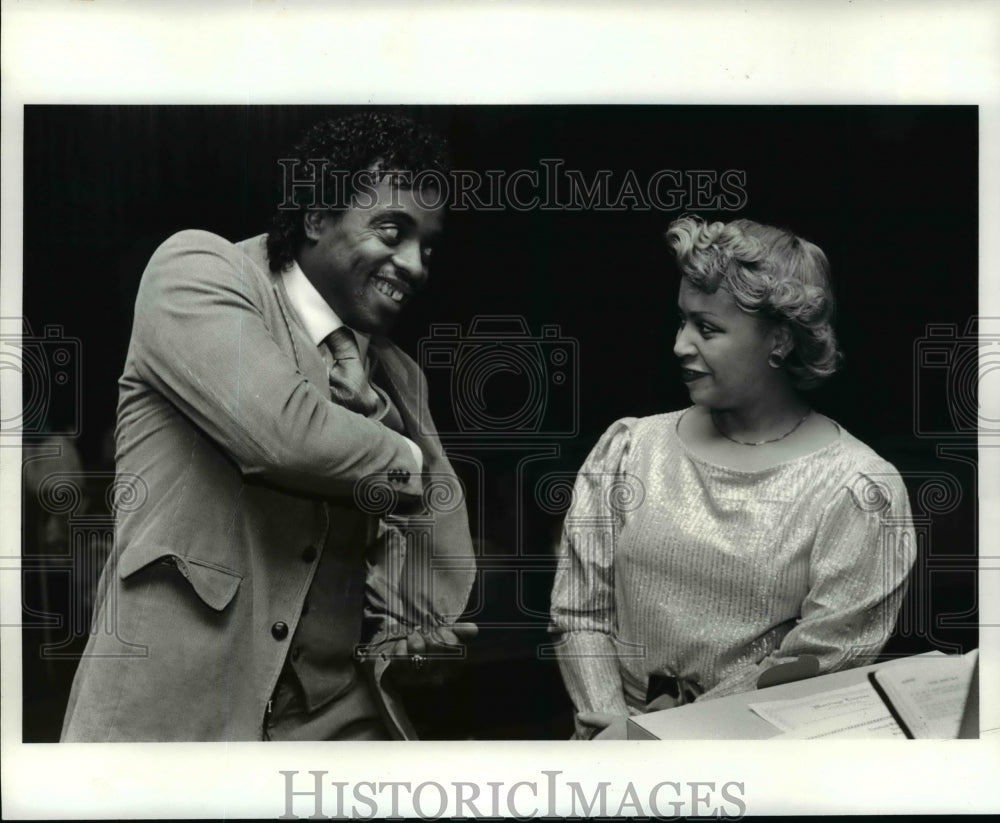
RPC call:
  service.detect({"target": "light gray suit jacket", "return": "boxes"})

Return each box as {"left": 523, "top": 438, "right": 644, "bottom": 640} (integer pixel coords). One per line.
{"left": 61, "top": 230, "right": 475, "bottom": 741}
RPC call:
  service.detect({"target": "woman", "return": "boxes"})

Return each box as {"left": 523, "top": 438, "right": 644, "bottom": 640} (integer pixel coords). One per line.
{"left": 549, "top": 215, "right": 916, "bottom": 739}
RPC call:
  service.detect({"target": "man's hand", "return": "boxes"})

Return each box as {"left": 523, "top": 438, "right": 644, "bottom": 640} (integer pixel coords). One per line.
{"left": 382, "top": 622, "right": 478, "bottom": 689}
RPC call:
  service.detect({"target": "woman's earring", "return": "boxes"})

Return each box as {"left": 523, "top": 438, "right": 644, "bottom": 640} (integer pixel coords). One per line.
{"left": 767, "top": 351, "right": 785, "bottom": 369}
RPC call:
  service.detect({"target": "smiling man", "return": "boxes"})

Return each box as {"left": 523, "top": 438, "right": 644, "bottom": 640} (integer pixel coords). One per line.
{"left": 296, "top": 174, "right": 440, "bottom": 331}
{"left": 61, "top": 112, "right": 477, "bottom": 742}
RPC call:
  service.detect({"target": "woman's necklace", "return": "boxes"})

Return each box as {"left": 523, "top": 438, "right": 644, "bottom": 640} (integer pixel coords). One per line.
{"left": 711, "top": 409, "right": 812, "bottom": 446}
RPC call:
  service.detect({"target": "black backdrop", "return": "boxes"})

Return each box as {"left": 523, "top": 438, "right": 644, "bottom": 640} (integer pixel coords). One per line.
{"left": 21, "top": 105, "right": 978, "bottom": 741}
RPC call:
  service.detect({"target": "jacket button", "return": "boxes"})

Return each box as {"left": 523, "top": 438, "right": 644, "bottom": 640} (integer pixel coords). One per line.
{"left": 271, "top": 621, "right": 289, "bottom": 640}
{"left": 301, "top": 545, "right": 317, "bottom": 563}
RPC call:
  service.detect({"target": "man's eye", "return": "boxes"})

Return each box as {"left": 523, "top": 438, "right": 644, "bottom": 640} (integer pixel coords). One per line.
{"left": 699, "top": 324, "right": 717, "bottom": 336}
{"left": 378, "top": 224, "right": 401, "bottom": 243}
{"left": 422, "top": 246, "right": 433, "bottom": 262}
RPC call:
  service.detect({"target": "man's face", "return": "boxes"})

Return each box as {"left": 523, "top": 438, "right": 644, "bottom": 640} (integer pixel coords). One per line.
{"left": 300, "top": 176, "right": 444, "bottom": 335}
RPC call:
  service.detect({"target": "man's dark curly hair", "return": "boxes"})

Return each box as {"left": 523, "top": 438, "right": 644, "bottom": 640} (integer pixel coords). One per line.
{"left": 266, "top": 111, "right": 450, "bottom": 273}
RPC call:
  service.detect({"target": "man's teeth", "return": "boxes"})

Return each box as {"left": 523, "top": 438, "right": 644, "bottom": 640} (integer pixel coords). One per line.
{"left": 374, "top": 280, "right": 405, "bottom": 302}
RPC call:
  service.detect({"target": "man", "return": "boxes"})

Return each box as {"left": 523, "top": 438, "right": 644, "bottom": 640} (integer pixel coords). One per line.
{"left": 61, "top": 112, "right": 477, "bottom": 741}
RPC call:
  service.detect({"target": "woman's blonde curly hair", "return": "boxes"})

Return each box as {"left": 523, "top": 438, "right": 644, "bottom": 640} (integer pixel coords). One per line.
{"left": 666, "top": 215, "right": 842, "bottom": 390}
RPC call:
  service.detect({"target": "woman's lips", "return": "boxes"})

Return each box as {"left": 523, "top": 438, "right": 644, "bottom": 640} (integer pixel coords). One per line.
{"left": 680, "top": 368, "right": 709, "bottom": 383}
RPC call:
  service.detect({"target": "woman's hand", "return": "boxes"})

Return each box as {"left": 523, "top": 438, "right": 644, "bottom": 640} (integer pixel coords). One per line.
{"left": 577, "top": 711, "right": 630, "bottom": 740}
{"left": 645, "top": 693, "right": 681, "bottom": 713}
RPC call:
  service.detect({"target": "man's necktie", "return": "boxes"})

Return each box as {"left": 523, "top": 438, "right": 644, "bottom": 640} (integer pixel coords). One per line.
{"left": 321, "top": 327, "right": 380, "bottom": 417}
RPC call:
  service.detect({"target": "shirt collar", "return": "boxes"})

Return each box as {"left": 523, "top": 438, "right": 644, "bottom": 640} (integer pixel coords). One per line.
{"left": 282, "top": 259, "right": 370, "bottom": 362}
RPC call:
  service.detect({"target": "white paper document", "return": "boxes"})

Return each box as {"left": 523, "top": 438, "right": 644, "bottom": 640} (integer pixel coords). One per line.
{"left": 747, "top": 651, "right": 977, "bottom": 739}
{"left": 869, "top": 650, "right": 978, "bottom": 739}
{"left": 773, "top": 707, "right": 907, "bottom": 739}
{"left": 749, "top": 682, "right": 903, "bottom": 738}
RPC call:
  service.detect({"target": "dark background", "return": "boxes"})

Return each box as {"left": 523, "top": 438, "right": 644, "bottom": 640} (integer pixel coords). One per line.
{"left": 20, "top": 105, "right": 979, "bottom": 741}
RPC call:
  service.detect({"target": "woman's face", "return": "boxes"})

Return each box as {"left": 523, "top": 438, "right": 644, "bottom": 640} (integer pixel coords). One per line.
{"left": 673, "top": 278, "right": 780, "bottom": 412}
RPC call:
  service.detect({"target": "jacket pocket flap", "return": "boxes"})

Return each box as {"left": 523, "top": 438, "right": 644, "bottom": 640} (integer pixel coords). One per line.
{"left": 119, "top": 546, "right": 243, "bottom": 612}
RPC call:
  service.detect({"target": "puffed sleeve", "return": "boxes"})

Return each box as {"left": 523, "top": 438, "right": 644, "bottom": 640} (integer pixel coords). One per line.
{"left": 549, "top": 418, "right": 638, "bottom": 736}
{"left": 699, "top": 463, "right": 917, "bottom": 701}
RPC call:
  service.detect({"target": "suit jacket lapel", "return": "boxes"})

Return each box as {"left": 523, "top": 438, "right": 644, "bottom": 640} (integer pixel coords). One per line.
{"left": 369, "top": 338, "right": 439, "bottom": 460}
{"left": 273, "top": 276, "right": 330, "bottom": 389}
{"left": 240, "top": 235, "right": 329, "bottom": 391}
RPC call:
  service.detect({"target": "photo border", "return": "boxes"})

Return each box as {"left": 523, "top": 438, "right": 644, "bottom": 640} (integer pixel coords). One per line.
{"left": 2, "top": 0, "right": 998, "bottom": 818}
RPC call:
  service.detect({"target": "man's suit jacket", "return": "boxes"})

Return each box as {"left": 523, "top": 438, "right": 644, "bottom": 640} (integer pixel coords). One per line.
{"left": 61, "top": 230, "right": 475, "bottom": 741}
